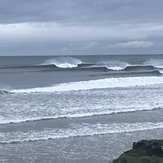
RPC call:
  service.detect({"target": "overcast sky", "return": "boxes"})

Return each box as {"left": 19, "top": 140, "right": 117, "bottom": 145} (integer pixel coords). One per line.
{"left": 0, "top": 0, "right": 163, "bottom": 56}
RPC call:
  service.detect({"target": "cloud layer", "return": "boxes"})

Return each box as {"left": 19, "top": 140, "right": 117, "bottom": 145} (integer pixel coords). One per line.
{"left": 109, "top": 41, "right": 154, "bottom": 48}
{"left": 0, "top": 0, "right": 163, "bottom": 55}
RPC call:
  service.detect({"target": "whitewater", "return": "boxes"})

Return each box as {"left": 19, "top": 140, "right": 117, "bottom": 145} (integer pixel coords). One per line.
{"left": 1, "top": 55, "right": 163, "bottom": 163}
{"left": 11, "top": 76, "right": 163, "bottom": 93}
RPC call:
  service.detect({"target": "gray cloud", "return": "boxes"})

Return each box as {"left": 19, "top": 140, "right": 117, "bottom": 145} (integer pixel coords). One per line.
{"left": 0, "top": 0, "right": 163, "bottom": 24}
{"left": 109, "top": 41, "right": 154, "bottom": 48}
{"left": 0, "top": 0, "right": 163, "bottom": 55}
{"left": 83, "top": 42, "right": 99, "bottom": 49}
{"left": 1, "top": 22, "right": 163, "bottom": 42}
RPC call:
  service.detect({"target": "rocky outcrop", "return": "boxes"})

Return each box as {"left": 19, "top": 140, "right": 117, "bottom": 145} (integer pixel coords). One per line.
{"left": 112, "top": 140, "right": 163, "bottom": 163}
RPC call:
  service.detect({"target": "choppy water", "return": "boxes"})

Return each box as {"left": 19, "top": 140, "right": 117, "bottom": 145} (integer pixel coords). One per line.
{"left": 1, "top": 55, "right": 163, "bottom": 162}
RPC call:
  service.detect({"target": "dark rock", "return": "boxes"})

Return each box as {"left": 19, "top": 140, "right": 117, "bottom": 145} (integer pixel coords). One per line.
{"left": 133, "top": 140, "right": 163, "bottom": 157}
{"left": 112, "top": 140, "right": 163, "bottom": 163}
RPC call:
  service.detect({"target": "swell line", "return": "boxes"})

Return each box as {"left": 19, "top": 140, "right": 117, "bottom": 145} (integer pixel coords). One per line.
{"left": 1, "top": 122, "right": 163, "bottom": 144}
{"left": 0, "top": 107, "right": 161, "bottom": 125}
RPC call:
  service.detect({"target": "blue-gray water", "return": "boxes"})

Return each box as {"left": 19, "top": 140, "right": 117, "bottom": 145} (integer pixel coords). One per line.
{"left": 0, "top": 55, "right": 163, "bottom": 162}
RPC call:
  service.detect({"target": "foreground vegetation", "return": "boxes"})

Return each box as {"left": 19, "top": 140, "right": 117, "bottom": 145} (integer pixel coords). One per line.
{"left": 112, "top": 140, "right": 163, "bottom": 163}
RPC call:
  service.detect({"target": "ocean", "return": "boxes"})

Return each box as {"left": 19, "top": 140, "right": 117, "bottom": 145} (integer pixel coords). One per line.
{"left": 0, "top": 55, "right": 163, "bottom": 163}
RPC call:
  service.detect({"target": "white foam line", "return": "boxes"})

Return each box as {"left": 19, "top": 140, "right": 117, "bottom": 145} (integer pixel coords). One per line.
{"left": 0, "top": 116, "right": 57, "bottom": 125}
{"left": 159, "top": 70, "right": 163, "bottom": 74}
{"left": 11, "top": 76, "right": 163, "bottom": 94}
{"left": 1, "top": 122, "right": 163, "bottom": 143}
{"left": 0, "top": 107, "right": 160, "bottom": 125}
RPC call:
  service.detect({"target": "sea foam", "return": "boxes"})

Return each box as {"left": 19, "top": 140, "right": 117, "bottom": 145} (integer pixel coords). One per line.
{"left": 42, "top": 57, "right": 82, "bottom": 68}
{"left": 98, "top": 60, "right": 130, "bottom": 70}
{"left": 11, "top": 76, "right": 163, "bottom": 93}
{"left": 1, "top": 122, "right": 163, "bottom": 144}
{"left": 0, "top": 106, "right": 160, "bottom": 125}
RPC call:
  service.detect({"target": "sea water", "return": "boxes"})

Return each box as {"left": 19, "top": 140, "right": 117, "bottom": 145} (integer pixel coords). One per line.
{"left": 0, "top": 55, "right": 163, "bottom": 162}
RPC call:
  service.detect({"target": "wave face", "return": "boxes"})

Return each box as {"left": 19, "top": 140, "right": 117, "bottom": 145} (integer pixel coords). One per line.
{"left": 0, "top": 89, "right": 10, "bottom": 95}
{"left": 42, "top": 58, "right": 130, "bottom": 70}
{"left": 42, "top": 57, "right": 82, "bottom": 68}
{"left": 98, "top": 60, "right": 130, "bottom": 70}
{"left": 124, "top": 65, "right": 155, "bottom": 71}
{"left": 144, "top": 59, "right": 163, "bottom": 68}
{"left": 11, "top": 76, "right": 163, "bottom": 93}
{"left": 0, "top": 84, "right": 11, "bottom": 95}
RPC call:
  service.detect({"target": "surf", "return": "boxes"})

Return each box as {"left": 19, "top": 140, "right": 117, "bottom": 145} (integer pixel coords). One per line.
{"left": 11, "top": 76, "right": 163, "bottom": 94}
{"left": 1, "top": 122, "right": 163, "bottom": 144}
{"left": 0, "top": 106, "right": 161, "bottom": 125}
{"left": 42, "top": 57, "right": 82, "bottom": 68}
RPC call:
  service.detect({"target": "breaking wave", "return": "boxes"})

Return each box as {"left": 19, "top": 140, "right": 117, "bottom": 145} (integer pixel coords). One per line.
{"left": 144, "top": 59, "right": 163, "bottom": 68}
{"left": 1, "top": 58, "right": 163, "bottom": 74}
{"left": 159, "top": 70, "right": 163, "bottom": 74}
{"left": 11, "top": 76, "right": 163, "bottom": 94}
{"left": 98, "top": 60, "right": 130, "bottom": 70}
{"left": 0, "top": 85, "right": 12, "bottom": 95}
{"left": 0, "top": 89, "right": 11, "bottom": 95}
{"left": 41, "top": 58, "right": 130, "bottom": 70}
{"left": 42, "top": 57, "right": 82, "bottom": 68}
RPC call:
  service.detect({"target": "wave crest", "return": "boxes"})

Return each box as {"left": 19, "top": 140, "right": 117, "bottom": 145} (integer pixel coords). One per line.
{"left": 0, "top": 84, "right": 12, "bottom": 95}
{"left": 98, "top": 60, "right": 130, "bottom": 70}
{"left": 0, "top": 89, "right": 10, "bottom": 95}
{"left": 144, "top": 59, "right": 163, "bottom": 69}
{"left": 42, "top": 57, "right": 82, "bottom": 68}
